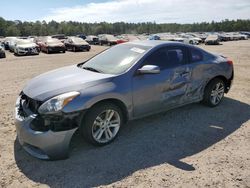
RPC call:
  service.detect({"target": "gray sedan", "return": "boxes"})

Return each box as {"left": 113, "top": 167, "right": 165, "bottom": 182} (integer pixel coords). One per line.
{"left": 15, "top": 41, "right": 234, "bottom": 160}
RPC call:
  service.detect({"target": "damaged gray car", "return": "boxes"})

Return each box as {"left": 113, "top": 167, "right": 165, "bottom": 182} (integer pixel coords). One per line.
{"left": 15, "top": 41, "right": 234, "bottom": 160}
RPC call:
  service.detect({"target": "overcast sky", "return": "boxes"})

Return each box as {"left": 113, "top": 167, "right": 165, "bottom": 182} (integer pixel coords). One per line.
{"left": 1, "top": 0, "right": 250, "bottom": 23}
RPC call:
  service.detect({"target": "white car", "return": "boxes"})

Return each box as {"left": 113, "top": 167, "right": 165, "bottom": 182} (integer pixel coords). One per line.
{"left": 4, "top": 37, "right": 17, "bottom": 52}
{"left": 14, "top": 39, "right": 39, "bottom": 56}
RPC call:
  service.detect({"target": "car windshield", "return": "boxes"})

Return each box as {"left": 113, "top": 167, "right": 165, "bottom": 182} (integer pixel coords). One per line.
{"left": 47, "top": 38, "right": 61, "bottom": 44}
{"left": 80, "top": 43, "right": 150, "bottom": 75}
{"left": 16, "top": 40, "right": 32, "bottom": 45}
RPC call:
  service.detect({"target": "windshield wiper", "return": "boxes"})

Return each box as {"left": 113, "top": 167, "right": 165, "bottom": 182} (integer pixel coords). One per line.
{"left": 82, "top": 66, "right": 102, "bottom": 73}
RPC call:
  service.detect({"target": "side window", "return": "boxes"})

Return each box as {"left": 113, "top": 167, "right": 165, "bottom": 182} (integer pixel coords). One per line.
{"left": 166, "top": 49, "right": 185, "bottom": 68}
{"left": 143, "top": 49, "right": 168, "bottom": 70}
{"left": 190, "top": 48, "right": 203, "bottom": 63}
{"left": 143, "top": 47, "right": 186, "bottom": 70}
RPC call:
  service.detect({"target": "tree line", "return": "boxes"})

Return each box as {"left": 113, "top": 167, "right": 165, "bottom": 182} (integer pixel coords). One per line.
{"left": 0, "top": 17, "right": 250, "bottom": 37}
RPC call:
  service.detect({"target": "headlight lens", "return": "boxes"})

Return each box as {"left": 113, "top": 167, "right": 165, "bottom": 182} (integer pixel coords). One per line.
{"left": 38, "top": 91, "right": 80, "bottom": 114}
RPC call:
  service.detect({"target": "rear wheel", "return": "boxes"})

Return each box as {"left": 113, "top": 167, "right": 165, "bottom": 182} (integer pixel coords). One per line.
{"left": 80, "top": 103, "right": 123, "bottom": 146}
{"left": 203, "top": 78, "right": 225, "bottom": 107}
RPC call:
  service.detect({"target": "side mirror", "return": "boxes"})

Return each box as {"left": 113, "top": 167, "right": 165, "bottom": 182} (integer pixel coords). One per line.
{"left": 137, "top": 65, "right": 160, "bottom": 74}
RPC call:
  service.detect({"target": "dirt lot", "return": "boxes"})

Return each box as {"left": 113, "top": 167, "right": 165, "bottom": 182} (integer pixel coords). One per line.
{"left": 0, "top": 41, "right": 249, "bottom": 188}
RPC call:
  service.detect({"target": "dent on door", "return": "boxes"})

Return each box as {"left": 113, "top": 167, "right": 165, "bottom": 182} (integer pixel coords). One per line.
{"left": 161, "top": 65, "right": 192, "bottom": 106}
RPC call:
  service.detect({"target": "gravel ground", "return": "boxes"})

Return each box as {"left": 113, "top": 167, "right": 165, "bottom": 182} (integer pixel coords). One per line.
{"left": 0, "top": 41, "right": 249, "bottom": 188}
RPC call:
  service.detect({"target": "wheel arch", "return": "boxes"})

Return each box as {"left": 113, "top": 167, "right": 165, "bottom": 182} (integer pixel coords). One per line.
{"left": 206, "top": 75, "right": 231, "bottom": 93}
{"left": 83, "top": 98, "right": 129, "bottom": 124}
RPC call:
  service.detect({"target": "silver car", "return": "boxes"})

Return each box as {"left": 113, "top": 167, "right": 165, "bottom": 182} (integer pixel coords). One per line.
{"left": 15, "top": 41, "right": 234, "bottom": 160}
{"left": 14, "top": 39, "right": 39, "bottom": 56}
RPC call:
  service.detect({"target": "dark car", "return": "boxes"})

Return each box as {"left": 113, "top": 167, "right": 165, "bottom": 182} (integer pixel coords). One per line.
{"left": 0, "top": 43, "right": 6, "bottom": 58}
{"left": 51, "top": 34, "right": 68, "bottom": 43}
{"left": 40, "top": 37, "right": 66, "bottom": 54}
{"left": 98, "top": 34, "right": 118, "bottom": 46}
{"left": 76, "top": 34, "right": 86, "bottom": 40}
{"left": 15, "top": 41, "right": 234, "bottom": 160}
{"left": 64, "top": 37, "right": 91, "bottom": 52}
{"left": 86, "top": 35, "right": 99, "bottom": 45}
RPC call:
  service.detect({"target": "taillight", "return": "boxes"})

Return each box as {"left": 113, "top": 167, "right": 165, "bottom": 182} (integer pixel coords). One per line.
{"left": 227, "top": 59, "right": 233, "bottom": 65}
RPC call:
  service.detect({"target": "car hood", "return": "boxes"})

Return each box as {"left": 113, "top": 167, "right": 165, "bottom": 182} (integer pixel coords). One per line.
{"left": 47, "top": 43, "right": 64, "bottom": 47}
{"left": 23, "top": 65, "right": 115, "bottom": 101}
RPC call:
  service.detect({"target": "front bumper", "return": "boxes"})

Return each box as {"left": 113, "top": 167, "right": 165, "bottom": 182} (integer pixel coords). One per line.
{"left": 14, "top": 97, "right": 78, "bottom": 160}
{"left": 17, "top": 48, "right": 39, "bottom": 56}
{"left": 0, "top": 51, "right": 5, "bottom": 58}
{"left": 76, "top": 45, "right": 90, "bottom": 51}
{"left": 48, "top": 46, "right": 65, "bottom": 52}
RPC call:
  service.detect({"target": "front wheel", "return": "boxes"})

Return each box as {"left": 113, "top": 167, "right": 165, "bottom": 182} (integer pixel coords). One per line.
{"left": 202, "top": 78, "right": 225, "bottom": 107}
{"left": 81, "top": 103, "right": 123, "bottom": 146}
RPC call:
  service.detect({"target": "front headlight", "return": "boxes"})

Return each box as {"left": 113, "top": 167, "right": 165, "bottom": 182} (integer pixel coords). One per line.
{"left": 38, "top": 91, "right": 80, "bottom": 114}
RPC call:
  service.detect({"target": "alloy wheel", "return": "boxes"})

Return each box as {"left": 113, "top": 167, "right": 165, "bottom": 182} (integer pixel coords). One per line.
{"left": 92, "top": 109, "right": 121, "bottom": 143}
{"left": 210, "top": 82, "right": 224, "bottom": 105}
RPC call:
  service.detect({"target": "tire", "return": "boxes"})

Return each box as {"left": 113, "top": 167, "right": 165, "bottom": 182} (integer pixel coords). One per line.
{"left": 202, "top": 78, "right": 225, "bottom": 107}
{"left": 80, "top": 102, "right": 124, "bottom": 146}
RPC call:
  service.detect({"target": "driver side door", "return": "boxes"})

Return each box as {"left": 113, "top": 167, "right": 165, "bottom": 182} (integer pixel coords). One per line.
{"left": 132, "top": 46, "right": 192, "bottom": 118}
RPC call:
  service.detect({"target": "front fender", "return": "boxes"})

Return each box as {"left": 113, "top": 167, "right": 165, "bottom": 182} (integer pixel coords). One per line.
{"left": 62, "top": 81, "right": 132, "bottom": 114}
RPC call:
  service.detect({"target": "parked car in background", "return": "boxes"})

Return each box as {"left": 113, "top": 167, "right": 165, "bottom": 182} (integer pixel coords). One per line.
{"left": 205, "top": 35, "right": 220, "bottom": 45}
{"left": 121, "top": 34, "right": 140, "bottom": 42}
{"left": 0, "top": 43, "right": 6, "bottom": 58}
{"left": 116, "top": 35, "right": 129, "bottom": 44}
{"left": 86, "top": 35, "right": 99, "bottom": 45}
{"left": 76, "top": 34, "right": 86, "bottom": 40}
{"left": 240, "top": 31, "right": 250, "bottom": 38}
{"left": 13, "top": 39, "right": 39, "bottom": 56}
{"left": 183, "top": 38, "right": 199, "bottom": 45}
{"left": 34, "top": 37, "right": 44, "bottom": 51}
{"left": 64, "top": 37, "right": 91, "bottom": 52}
{"left": 98, "top": 34, "right": 118, "bottom": 46}
{"left": 6, "top": 37, "right": 18, "bottom": 52}
{"left": 148, "top": 35, "right": 161, "bottom": 40}
{"left": 51, "top": 34, "right": 68, "bottom": 43}
{"left": 40, "top": 37, "right": 66, "bottom": 54}
{"left": 15, "top": 41, "right": 234, "bottom": 159}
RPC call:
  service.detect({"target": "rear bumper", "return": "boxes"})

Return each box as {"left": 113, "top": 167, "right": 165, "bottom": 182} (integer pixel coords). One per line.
{"left": 225, "top": 70, "right": 234, "bottom": 93}
{"left": 15, "top": 101, "right": 78, "bottom": 160}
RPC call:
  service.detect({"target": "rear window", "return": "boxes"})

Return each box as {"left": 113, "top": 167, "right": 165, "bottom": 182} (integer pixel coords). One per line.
{"left": 190, "top": 48, "right": 203, "bottom": 62}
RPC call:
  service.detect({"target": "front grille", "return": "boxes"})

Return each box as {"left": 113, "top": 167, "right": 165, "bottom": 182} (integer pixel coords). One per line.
{"left": 20, "top": 92, "right": 42, "bottom": 114}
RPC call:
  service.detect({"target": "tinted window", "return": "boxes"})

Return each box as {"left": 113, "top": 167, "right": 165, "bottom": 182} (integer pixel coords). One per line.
{"left": 190, "top": 48, "right": 203, "bottom": 62}
{"left": 143, "top": 47, "right": 186, "bottom": 70}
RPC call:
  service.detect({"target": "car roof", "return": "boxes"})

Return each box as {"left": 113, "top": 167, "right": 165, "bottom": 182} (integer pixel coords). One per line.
{"left": 128, "top": 40, "right": 188, "bottom": 47}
